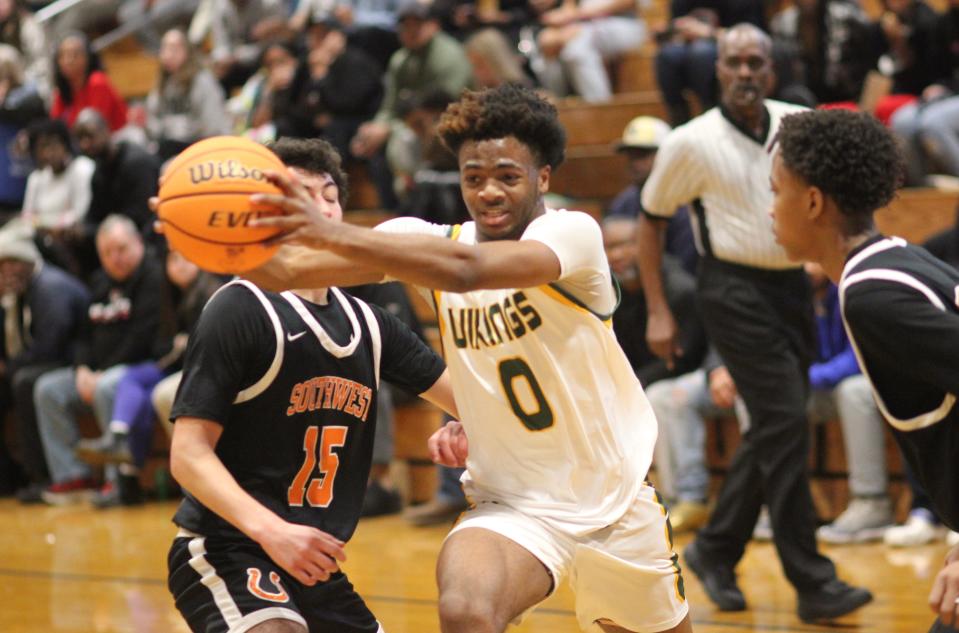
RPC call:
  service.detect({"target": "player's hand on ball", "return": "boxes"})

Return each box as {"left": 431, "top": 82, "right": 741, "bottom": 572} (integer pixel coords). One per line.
{"left": 251, "top": 168, "right": 336, "bottom": 249}
{"left": 429, "top": 420, "right": 469, "bottom": 468}
{"left": 258, "top": 519, "right": 346, "bottom": 586}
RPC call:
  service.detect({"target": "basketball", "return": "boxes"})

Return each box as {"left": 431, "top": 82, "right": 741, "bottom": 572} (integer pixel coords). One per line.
{"left": 157, "top": 136, "right": 286, "bottom": 274}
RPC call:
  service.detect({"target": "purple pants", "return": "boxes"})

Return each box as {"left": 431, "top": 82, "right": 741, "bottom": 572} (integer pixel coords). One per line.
{"left": 114, "top": 362, "right": 166, "bottom": 466}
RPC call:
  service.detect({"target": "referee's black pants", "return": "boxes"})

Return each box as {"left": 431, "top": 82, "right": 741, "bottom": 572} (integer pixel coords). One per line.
{"left": 693, "top": 257, "right": 836, "bottom": 590}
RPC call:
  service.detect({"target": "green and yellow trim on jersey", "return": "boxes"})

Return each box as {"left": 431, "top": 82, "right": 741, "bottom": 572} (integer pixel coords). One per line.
{"left": 537, "top": 274, "right": 621, "bottom": 328}
{"left": 652, "top": 486, "right": 686, "bottom": 603}
{"left": 430, "top": 224, "right": 463, "bottom": 356}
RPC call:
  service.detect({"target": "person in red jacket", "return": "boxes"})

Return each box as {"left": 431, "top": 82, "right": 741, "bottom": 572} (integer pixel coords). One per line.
{"left": 51, "top": 32, "right": 126, "bottom": 131}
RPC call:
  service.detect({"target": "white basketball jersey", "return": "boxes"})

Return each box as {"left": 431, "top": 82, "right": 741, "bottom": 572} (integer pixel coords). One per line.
{"left": 378, "top": 211, "right": 658, "bottom": 534}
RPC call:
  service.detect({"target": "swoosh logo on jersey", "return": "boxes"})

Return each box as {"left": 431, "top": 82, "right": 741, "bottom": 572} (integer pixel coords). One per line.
{"left": 287, "top": 331, "right": 307, "bottom": 342}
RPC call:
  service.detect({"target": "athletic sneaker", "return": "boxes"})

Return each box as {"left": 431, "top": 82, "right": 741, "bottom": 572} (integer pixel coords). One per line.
{"left": 75, "top": 431, "right": 133, "bottom": 466}
{"left": 818, "top": 497, "right": 894, "bottom": 544}
{"left": 40, "top": 477, "right": 98, "bottom": 505}
{"left": 884, "top": 510, "right": 940, "bottom": 547}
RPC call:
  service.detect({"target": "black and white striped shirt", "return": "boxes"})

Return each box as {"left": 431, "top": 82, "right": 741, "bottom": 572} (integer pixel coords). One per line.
{"left": 641, "top": 100, "right": 807, "bottom": 270}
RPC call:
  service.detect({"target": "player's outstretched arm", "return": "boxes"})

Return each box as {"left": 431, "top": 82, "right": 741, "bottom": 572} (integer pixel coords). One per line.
{"left": 251, "top": 170, "right": 564, "bottom": 292}
{"left": 170, "top": 417, "right": 346, "bottom": 586}
{"left": 243, "top": 244, "right": 385, "bottom": 292}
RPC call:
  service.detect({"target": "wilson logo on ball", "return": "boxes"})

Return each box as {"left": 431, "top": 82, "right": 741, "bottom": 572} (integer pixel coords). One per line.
{"left": 188, "top": 160, "right": 267, "bottom": 185}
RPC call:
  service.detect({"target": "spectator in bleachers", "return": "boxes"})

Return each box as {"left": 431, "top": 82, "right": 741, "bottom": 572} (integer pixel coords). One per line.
{"left": 606, "top": 115, "right": 698, "bottom": 274}
{"left": 290, "top": 0, "right": 401, "bottom": 68}
{"left": 0, "top": 44, "right": 45, "bottom": 222}
{"left": 440, "top": 0, "right": 538, "bottom": 46}
{"left": 270, "top": 20, "right": 382, "bottom": 149}
{"left": 464, "top": 28, "right": 532, "bottom": 89}
{"left": 604, "top": 215, "right": 706, "bottom": 386}
{"left": 396, "top": 90, "right": 470, "bottom": 224}
{"left": 74, "top": 248, "right": 222, "bottom": 508}
{"left": 35, "top": 214, "right": 163, "bottom": 505}
{"left": 21, "top": 118, "right": 94, "bottom": 277}
{"left": 50, "top": 33, "right": 127, "bottom": 132}
{"left": 534, "top": 0, "right": 646, "bottom": 102}
{"left": 804, "top": 261, "right": 893, "bottom": 544}
{"left": 0, "top": 226, "right": 88, "bottom": 502}
{"left": 145, "top": 28, "right": 229, "bottom": 162}
{"left": 890, "top": 3, "right": 959, "bottom": 185}
{"left": 0, "top": 0, "right": 50, "bottom": 101}
{"left": 769, "top": 0, "right": 878, "bottom": 106}
{"left": 350, "top": 0, "right": 472, "bottom": 205}
{"left": 228, "top": 39, "right": 299, "bottom": 141}
{"left": 654, "top": 0, "right": 765, "bottom": 125}
{"left": 198, "top": 0, "right": 291, "bottom": 93}
{"left": 72, "top": 108, "right": 160, "bottom": 256}
{"left": 868, "top": 0, "right": 944, "bottom": 123}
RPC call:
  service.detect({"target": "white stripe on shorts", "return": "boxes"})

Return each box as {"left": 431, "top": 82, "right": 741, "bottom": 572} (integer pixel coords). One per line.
{"left": 186, "top": 536, "right": 244, "bottom": 628}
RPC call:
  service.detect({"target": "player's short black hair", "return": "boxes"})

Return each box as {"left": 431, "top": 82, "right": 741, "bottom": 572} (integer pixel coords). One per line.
{"left": 268, "top": 137, "right": 349, "bottom": 206}
{"left": 437, "top": 84, "right": 566, "bottom": 169}
{"left": 775, "top": 110, "right": 904, "bottom": 235}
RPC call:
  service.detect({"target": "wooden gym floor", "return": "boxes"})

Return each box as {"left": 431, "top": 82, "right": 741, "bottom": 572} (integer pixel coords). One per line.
{"left": 0, "top": 498, "right": 948, "bottom": 632}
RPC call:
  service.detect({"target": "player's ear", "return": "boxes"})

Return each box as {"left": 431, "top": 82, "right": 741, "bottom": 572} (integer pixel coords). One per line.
{"left": 807, "top": 185, "right": 824, "bottom": 221}
{"left": 537, "top": 165, "right": 550, "bottom": 195}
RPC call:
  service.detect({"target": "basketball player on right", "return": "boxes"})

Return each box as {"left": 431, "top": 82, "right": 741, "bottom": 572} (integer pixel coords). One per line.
{"left": 250, "top": 84, "right": 692, "bottom": 633}
{"left": 770, "top": 108, "right": 959, "bottom": 633}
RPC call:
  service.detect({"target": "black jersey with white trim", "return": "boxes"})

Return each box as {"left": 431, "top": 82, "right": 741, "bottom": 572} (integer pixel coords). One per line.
{"left": 840, "top": 235, "right": 959, "bottom": 530}
{"left": 170, "top": 281, "right": 445, "bottom": 542}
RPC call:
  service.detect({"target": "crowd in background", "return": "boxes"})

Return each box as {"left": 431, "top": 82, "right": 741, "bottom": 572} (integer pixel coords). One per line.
{"left": 0, "top": 0, "right": 955, "bottom": 549}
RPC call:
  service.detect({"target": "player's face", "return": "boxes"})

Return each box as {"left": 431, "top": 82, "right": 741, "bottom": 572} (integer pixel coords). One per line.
{"left": 458, "top": 136, "right": 549, "bottom": 243}
{"left": 770, "top": 152, "right": 815, "bottom": 262}
{"left": 291, "top": 167, "right": 343, "bottom": 223}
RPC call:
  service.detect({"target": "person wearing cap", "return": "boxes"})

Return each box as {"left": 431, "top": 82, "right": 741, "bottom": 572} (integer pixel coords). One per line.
{"left": 349, "top": 0, "right": 472, "bottom": 206}
{"left": 0, "top": 223, "right": 89, "bottom": 503}
{"left": 607, "top": 116, "right": 698, "bottom": 274}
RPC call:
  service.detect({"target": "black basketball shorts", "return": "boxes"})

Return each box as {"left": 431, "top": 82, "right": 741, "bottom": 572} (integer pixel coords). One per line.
{"left": 168, "top": 529, "right": 381, "bottom": 633}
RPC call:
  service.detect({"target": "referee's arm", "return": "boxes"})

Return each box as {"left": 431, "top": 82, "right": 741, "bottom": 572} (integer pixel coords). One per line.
{"left": 636, "top": 131, "right": 702, "bottom": 366}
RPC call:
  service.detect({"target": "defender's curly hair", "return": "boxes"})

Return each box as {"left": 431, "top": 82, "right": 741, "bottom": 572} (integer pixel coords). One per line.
{"left": 268, "top": 137, "right": 349, "bottom": 207}
{"left": 437, "top": 84, "right": 566, "bottom": 169}
{"left": 775, "top": 110, "right": 904, "bottom": 234}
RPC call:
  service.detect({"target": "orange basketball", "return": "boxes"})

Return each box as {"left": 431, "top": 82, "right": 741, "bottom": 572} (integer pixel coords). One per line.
{"left": 157, "top": 136, "right": 286, "bottom": 274}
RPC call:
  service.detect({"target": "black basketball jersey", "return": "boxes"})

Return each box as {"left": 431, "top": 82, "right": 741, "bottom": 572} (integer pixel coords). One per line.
{"left": 840, "top": 235, "right": 959, "bottom": 530}
{"left": 170, "top": 280, "right": 445, "bottom": 542}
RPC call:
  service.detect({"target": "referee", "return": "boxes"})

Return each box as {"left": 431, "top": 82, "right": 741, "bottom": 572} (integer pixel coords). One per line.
{"left": 771, "top": 108, "right": 959, "bottom": 632}
{"left": 638, "top": 24, "right": 872, "bottom": 622}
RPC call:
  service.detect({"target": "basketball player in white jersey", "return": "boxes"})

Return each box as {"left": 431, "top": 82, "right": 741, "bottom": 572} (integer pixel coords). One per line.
{"left": 248, "top": 84, "right": 693, "bottom": 633}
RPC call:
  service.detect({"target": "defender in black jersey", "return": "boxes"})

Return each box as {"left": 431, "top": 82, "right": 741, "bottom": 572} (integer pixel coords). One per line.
{"left": 770, "top": 109, "right": 959, "bottom": 632}
{"left": 166, "top": 139, "right": 455, "bottom": 633}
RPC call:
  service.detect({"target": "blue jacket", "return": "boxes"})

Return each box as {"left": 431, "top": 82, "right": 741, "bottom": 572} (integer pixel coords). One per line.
{"left": 810, "top": 283, "right": 861, "bottom": 390}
